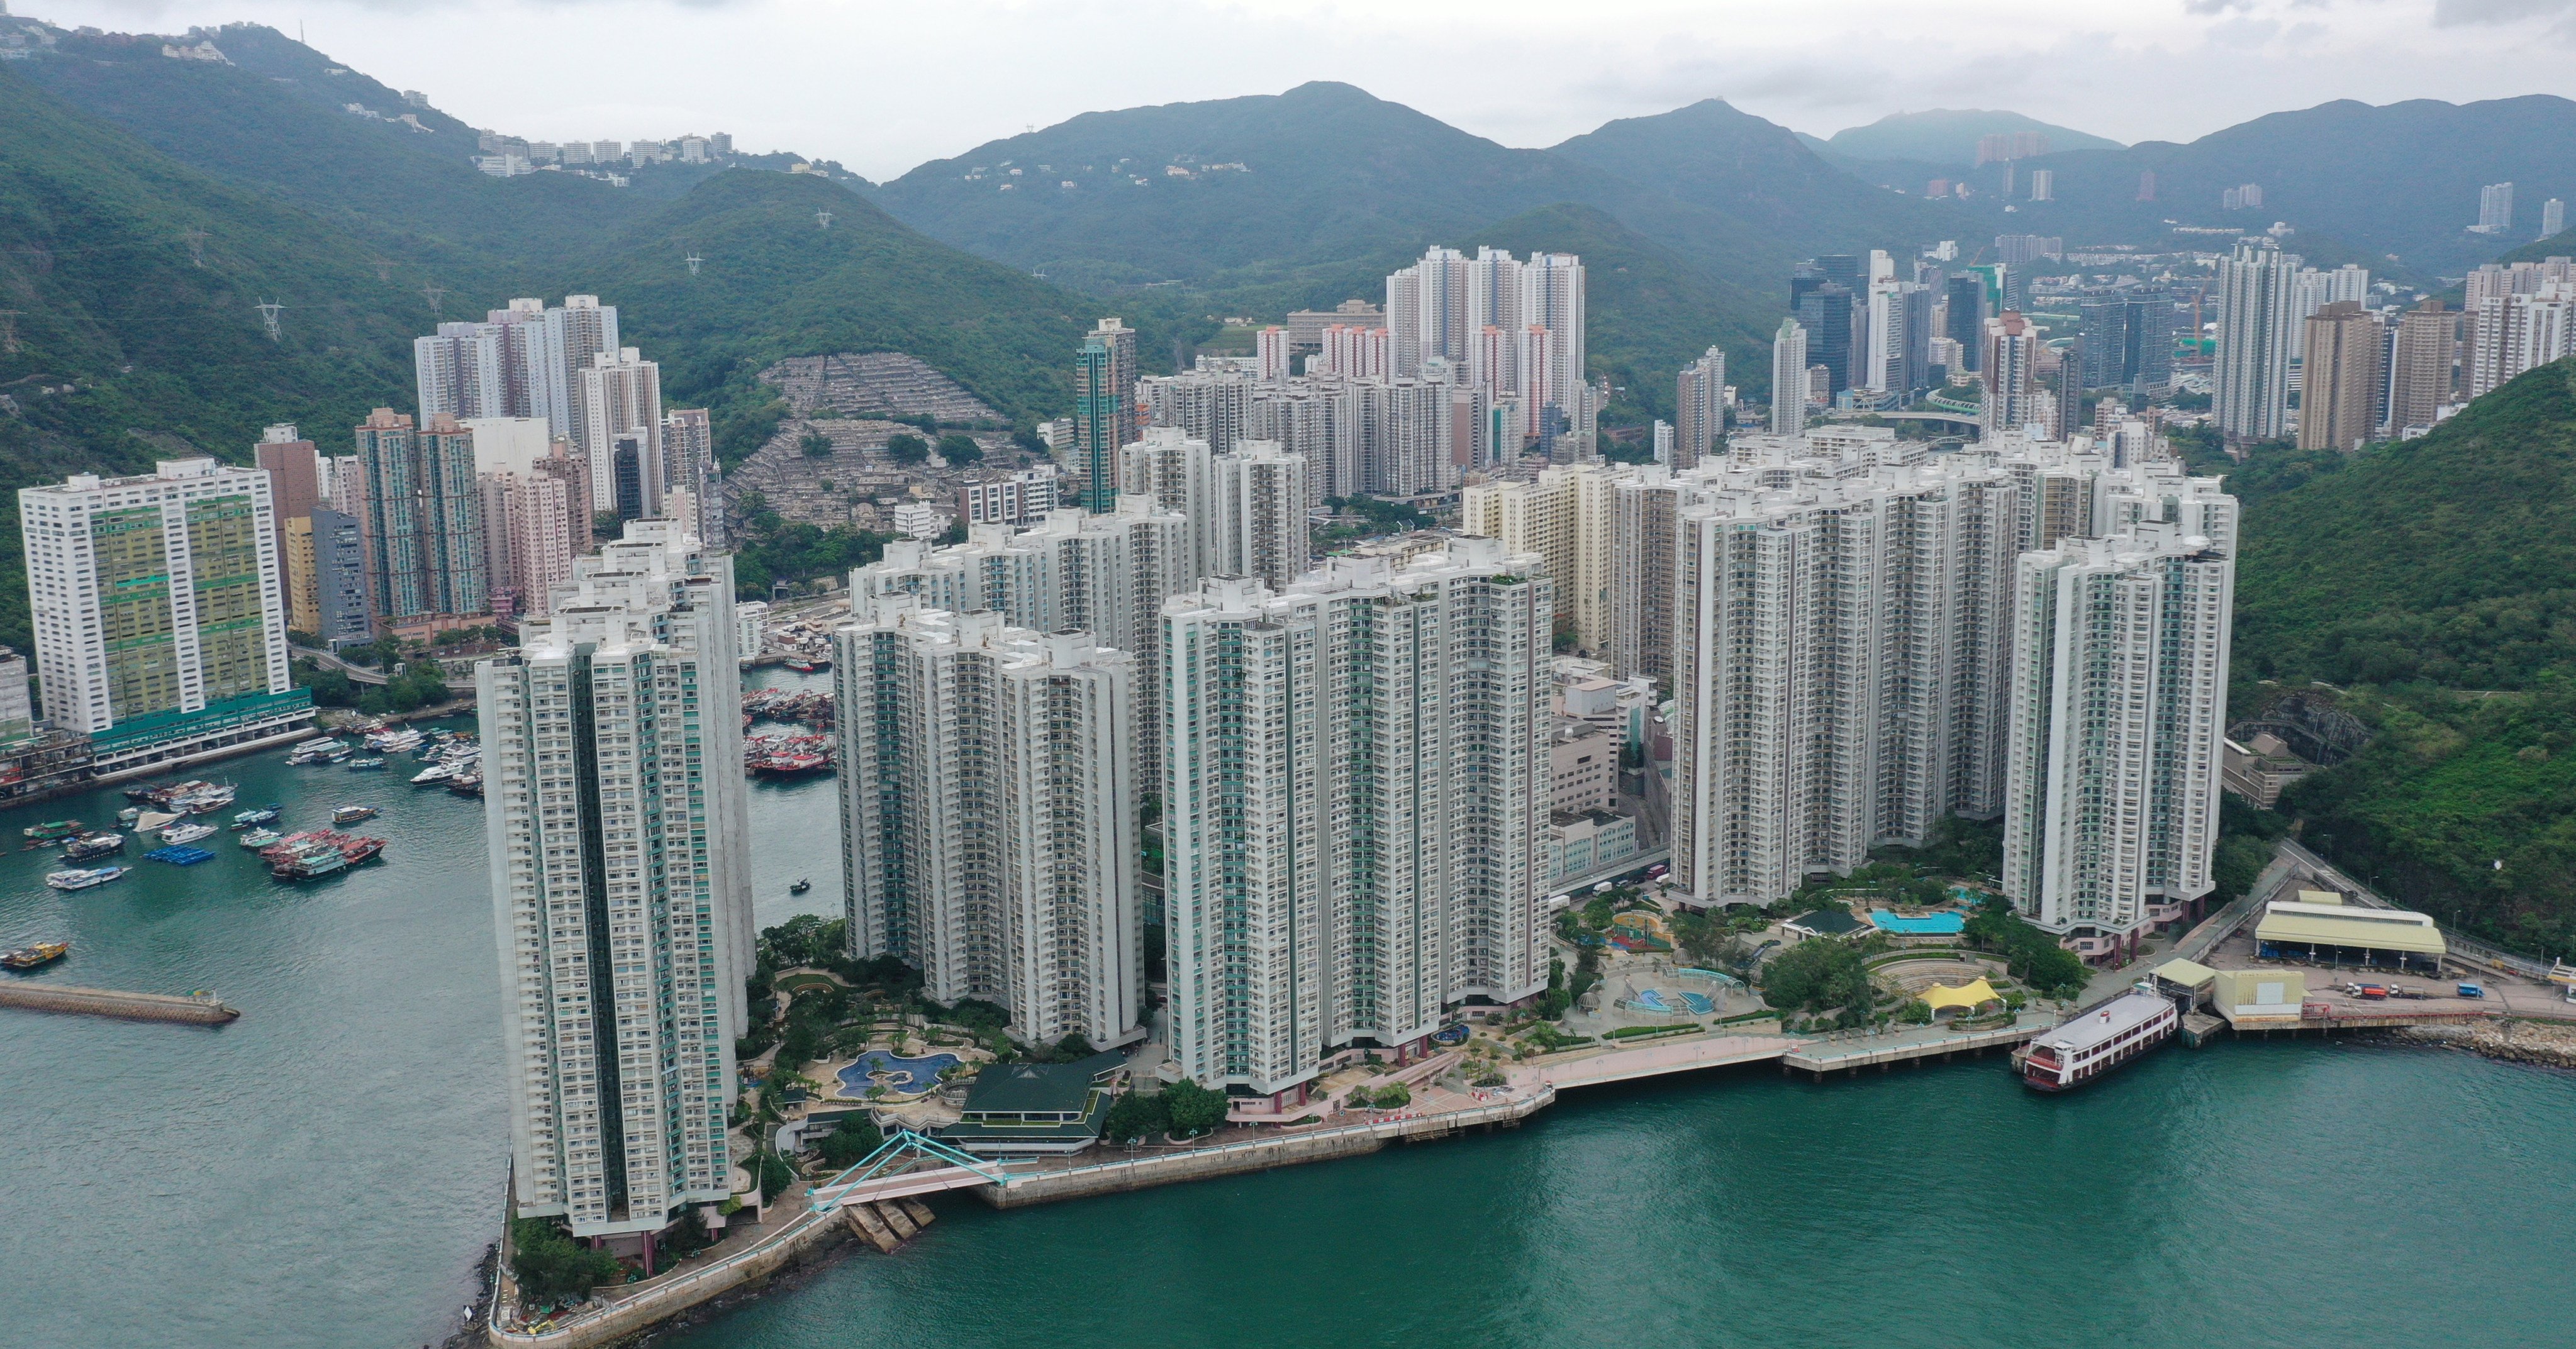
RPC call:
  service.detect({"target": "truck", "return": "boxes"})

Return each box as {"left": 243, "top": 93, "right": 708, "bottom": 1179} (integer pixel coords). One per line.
{"left": 2457, "top": 982, "right": 2487, "bottom": 999}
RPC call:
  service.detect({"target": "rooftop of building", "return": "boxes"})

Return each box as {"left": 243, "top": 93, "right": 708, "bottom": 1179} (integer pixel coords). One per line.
{"left": 952, "top": 1052, "right": 1125, "bottom": 1121}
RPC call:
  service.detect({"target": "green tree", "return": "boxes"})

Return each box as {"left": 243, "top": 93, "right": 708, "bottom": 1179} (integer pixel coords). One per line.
{"left": 1161, "top": 1079, "right": 1229, "bottom": 1138}
{"left": 937, "top": 433, "right": 984, "bottom": 464}
{"left": 815, "top": 1113, "right": 883, "bottom": 1170}
{"left": 510, "top": 1218, "right": 627, "bottom": 1302}
{"left": 884, "top": 433, "right": 929, "bottom": 464}
{"left": 800, "top": 430, "right": 835, "bottom": 457}
{"left": 1104, "top": 1089, "right": 1171, "bottom": 1143}
{"left": 758, "top": 1148, "right": 795, "bottom": 1201}
{"left": 1759, "top": 936, "right": 1870, "bottom": 1013}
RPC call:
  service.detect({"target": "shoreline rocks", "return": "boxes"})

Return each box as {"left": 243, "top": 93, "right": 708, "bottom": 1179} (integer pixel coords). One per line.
{"left": 2395, "top": 1019, "right": 2576, "bottom": 1070}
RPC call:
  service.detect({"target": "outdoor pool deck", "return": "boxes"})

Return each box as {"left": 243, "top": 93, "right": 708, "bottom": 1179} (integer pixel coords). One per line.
{"left": 834, "top": 1050, "right": 963, "bottom": 1100}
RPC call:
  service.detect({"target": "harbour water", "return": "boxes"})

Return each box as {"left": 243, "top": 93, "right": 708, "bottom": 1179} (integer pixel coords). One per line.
{"left": 1, "top": 670, "right": 2570, "bottom": 1348}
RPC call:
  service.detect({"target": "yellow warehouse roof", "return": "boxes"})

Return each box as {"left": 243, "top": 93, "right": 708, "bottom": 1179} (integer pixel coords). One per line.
{"left": 2151, "top": 958, "right": 2217, "bottom": 987}
{"left": 2256, "top": 907, "right": 2447, "bottom": 955}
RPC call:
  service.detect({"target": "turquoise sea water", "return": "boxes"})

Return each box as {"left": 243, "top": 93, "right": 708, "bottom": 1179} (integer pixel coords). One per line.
{"left": 1, "top": 669, "right": 2568, "bottom": 1348}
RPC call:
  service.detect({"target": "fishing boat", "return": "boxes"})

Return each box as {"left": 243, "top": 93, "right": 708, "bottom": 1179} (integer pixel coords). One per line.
{"left": 21, "top": 820, "right": 82, "bottom": 845}
{"left": 159, "top": 822, "right": 218, "bottom": 846}
{"left": 346, "top": 757, "right": 388, "bottom": 770}
{"left": 330, "top": 804, "right": 380, "bottom": 825}
{"left": 230, "top": 804, "right": 282, "bottom": 830}
{"left": 445, "top": 774, "right": 482, "bottom": 797}
{"left": 270, "top": 845, "right": 348, "bottom": 880}
{"left": 338, "top": 836, "right": 386, "bottom": 865}
{"left": 1, "top": 940, "right": 69, "bottom": 970}
{"left": 411, "top": 763, "right": 456, "bottom": 786}
{"left": 789, "top": 878, "right": 812, "bottom": 894}
{"left": 61, "top": 832, "right": 126, "bottom": 862}
{"left": 238, "top": 828, "right": 284, "bottom": 849}
{"left": 46, "top": 865, "right": 128, "bottom": 890}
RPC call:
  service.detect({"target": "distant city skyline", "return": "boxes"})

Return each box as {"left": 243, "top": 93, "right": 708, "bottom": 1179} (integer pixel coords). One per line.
{"left": 31, "top": 0, "right": 2576, "bottom": 182}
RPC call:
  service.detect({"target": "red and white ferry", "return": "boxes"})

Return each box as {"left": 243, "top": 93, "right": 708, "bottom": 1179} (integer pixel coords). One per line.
{"left": 2020, "top": 988, "right": 2178, "bottom": 1092}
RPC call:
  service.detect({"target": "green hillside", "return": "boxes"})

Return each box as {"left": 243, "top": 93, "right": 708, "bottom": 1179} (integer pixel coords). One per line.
{"left": 1808, "top": 108, "right": 2121, "bottom": 167}
{"left": 0, "top": 63, "right": 427, "bottom": 650}
{"left": 566, "top": 171, "right": 1092, "bottom": 462}
{"left": 2230, "top": 360, "right": 2576, "bottom": 956}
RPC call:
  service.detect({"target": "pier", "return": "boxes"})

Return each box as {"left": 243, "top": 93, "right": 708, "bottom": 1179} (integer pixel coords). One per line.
{"left": 0, "top": 981, "right": 238, "bottom": 1025}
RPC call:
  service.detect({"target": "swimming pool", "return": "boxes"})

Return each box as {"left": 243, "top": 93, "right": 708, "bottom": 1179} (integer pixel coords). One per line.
{"left": 837, "top": 1050, "right": 963, "bottom": 1099}
{"left": 1869, "top": 910, "right": 1965, "bottom": 935}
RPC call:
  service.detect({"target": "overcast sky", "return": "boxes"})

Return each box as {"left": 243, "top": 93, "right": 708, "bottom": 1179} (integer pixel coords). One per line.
{"left": 33, "top": 0, "right": 2576, "bottom": 180}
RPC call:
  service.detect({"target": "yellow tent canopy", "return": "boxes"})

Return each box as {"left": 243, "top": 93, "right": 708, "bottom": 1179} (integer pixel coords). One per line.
{"left": 1919, "top": 977, "right": 2003, "bottom": 1013}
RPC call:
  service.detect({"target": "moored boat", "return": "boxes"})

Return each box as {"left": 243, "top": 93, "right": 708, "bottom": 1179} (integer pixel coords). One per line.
{"left": 46, "top": 865, "right": 128, "bottom": 890}
{"left": 330, "top": 804, "right": 379, "bottom": 825}
{"left": 159, "top": 822, "right": 218, "bottom": 846}
{"left": 2020, "top": 989, "right": 2178, "bottom": 1092}
{"left": 2, "top": 940, "right": 69, "bottom": 970}
{"left": 230, "top": 804, "right": 282, "bottom": 830}
{"left": 445, "top": 774, "right": 482, "bottom": 797}
{"left": 238, "top": 828, "right": 284, "bottom": 849}
{"left": 271, "top": 845, "right": 349, "bottom": 880}
{"left": 346, "top": 757, "right": 387, "bottom": 770}
{"left": 61, "top": 832, "right": 126, "bottom": 862}
{"left": 410, "top": 763, "right": 455, "bottom": 786}
{"left": 21, "top": 819, "right": 82, "bottom": 845}
{"left": 338, "top": 836, "right": 386, "bottom": 865}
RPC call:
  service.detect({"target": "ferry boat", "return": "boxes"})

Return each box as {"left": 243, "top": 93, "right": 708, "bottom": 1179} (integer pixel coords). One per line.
{"left": 21, "top": 819, "right": 82, "bottom": 845}
{"left": 2, "top": 940, "right": 69, "bottom": 970}
{"left": 159, "top": 822, "right": 218, "bottom": 846}
{"left": 46, "top": 865, "right": 128, "bottom": 890}
{"left": 238, "top": 828, "right": 284, "bottom": 849}
{"left": 330, "top": 804, "right": 380, "bottom": 825}
{"left": 2020, "top": 989, "right": 2179, "bottom": 1092}
{"left": 61, "top": 832, "right": 126, "bottom": 862}
{"left": 230, "top": 804, "right": 282, "bottom": 830}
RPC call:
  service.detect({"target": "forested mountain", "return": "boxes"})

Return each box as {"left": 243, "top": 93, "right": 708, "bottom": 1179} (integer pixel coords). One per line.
{"left": 1804, "top": 108, "right": 2121, "bottom": 168}
{"left": 2229, "top": 359, "right": 2576, "bottom": 956}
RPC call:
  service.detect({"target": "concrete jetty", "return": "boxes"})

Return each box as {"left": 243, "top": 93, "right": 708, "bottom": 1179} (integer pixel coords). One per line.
{"left": 0, "top": 981, "right": 238, "bottom": 1025}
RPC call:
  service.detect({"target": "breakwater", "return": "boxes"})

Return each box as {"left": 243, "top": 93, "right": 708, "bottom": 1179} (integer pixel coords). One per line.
{"left": 2397, "top": 1018, "right": 2576, "bottom": 1069}
{"left": 0, "top": 980, "right": 238, "bottom": 1024}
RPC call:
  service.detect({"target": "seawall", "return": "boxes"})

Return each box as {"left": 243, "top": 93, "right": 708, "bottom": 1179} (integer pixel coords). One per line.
{"left": 0, "top": 982, "right": 238, "bottom": 1025}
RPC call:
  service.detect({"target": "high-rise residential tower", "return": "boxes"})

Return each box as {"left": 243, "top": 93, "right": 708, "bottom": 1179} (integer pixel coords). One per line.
{"left": 1675, "top": 347, "right": 1727, "bottom": 470}
{"left": 2002, "top": 523, "right": 2233, "bottom": 962}
{"left": 2387, "top": 298, "right": 2456, "bottom": 433}
{"left": 1980, "top": 313, "right": 2039, "bottom": 437}
{"left": 355, "top": 408, "right": 486, "bottom": 628}
{"left": 1770, "top": 319, "right": 1809, "bottom": 436}
{"left": 18, "top": 458, "right": 305, "bottom": 769}
{"left": 1210, "top": 441, "right": 1310, "bottom": 592}
{"left": 1160, "top": 540, "right": 1551, "bottom": 1105}
{"left": 1074, "top": 318, "right": 1140, "bottom": 510}
{"left": 2297, "top": 301, "right": 2385, "bottom": 453}
{"left": 254, "top": 425, "right": 321, "bottom": 564}
{"left": 577, "top": 349, "right": 664, "bottom": 519}
{"left": 479, "top": 520, "right": 750, "bottom": 1244}
{"left": 2214, "top": 238, "right": 2302, "bottom": 443}
{"left": 835, "top": 606, "right": 1142, "bottom": 1048}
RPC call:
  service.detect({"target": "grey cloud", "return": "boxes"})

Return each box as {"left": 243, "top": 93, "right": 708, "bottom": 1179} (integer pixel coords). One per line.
{"left": 2433, "top": 0, "right": 2576, "bottom": 23}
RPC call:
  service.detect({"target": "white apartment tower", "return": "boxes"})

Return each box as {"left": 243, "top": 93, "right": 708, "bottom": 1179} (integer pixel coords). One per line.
{"left": 2214, "top": 238, "right": 2302, "bottom": 443}
{"left": 1161, "top": 540, "right": 1551, "bottom": 1104}
{"left": 18, "top": 459, "right": 301, "bottom": 767}
{"left": 2002, "top": 523, "right": 2234, "bottom": 959}
{"left": 1122, "top": 426, "right": 1217, "bottom": 575}
{"left": 580, "top": 348, "right": 665, "bottom": 519}
{"left": 1770, "top": 319, "right": 1809, "bottom": 436}
{"left": 1459, "top": 461, "right": 1627, "bottom": 653}
{"left": 478, "top": 520, "right": 752, "bottom": 1241}
{"left": 835, "top": 606, "right": 1142, "bottom": 1047}
{"left": 1211, "top": 440, "right": 1311, "bottom": 592}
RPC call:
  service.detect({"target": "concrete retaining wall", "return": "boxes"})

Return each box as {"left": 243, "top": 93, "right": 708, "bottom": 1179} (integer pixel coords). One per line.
{"left": 486, "top": 1211, "right": 845, "bottom": 1349}
{"left": 979, "top": 1129, "right": 1385, "bottom": 1209}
